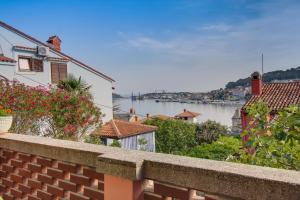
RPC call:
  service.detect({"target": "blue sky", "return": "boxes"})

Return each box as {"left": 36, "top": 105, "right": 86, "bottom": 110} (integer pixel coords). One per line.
{"left": 1, "top": 0, "right": 300, "bottom": 94}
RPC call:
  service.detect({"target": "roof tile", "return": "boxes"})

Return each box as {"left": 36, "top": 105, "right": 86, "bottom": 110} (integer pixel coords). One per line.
{"left": 0, "top": 55, "right": 16, "bottom": 63}
{"left": 93, "top": 120, "right": 157, "bottom": 139}
{"left": 242, "top": 82, "right": 300, "bottom": 112}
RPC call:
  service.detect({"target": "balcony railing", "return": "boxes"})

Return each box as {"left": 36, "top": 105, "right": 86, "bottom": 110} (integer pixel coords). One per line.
{"left": 0, "top": 133, "right": 299, "bottom": 200}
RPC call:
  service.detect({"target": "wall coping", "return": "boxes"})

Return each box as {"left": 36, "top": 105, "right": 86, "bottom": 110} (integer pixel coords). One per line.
{"left": 1, "top": 133, "right": 300, "bottom": 199}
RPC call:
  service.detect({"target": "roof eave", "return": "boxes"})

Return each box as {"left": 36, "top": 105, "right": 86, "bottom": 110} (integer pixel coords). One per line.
{"left": 0, "top": 21, "right": 115, "bottom": 82}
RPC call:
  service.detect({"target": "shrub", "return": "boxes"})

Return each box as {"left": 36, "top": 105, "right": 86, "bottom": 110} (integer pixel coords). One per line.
{"left": 189, "top": 136, "right": 241, "bottom": 160}
{"left": 145, "top": 118, "right": 197, "bottom": 154}
{"left": 196, "top": 120, "right": 229, "bottom": 144}
{"left": 0, "top": 105, "right": 12, "bottom": 116}
{"left": 110, "top": 139, "right": 121, "bottom": 147}
{"left": 0, "top": 80, "right": 101, "bottom": 140}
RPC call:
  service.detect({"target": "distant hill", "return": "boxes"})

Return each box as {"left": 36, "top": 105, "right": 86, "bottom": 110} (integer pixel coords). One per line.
{"left": 112, "top": 93, "right": 124, "bottom": 99}
{"left": 226, "top": 66, "right": 300, "bottom": 89}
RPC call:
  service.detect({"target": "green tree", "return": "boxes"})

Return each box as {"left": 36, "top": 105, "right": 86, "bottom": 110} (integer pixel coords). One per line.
{"left": 84, "top": 135, "right": 102, "bottom": 145}
{"left": 110, "top": 139, "right": 121, "bottom": 148}
{"left": 196, "top": 120, "right": 229, "bottom": 144}
{"left": 188, "top": 136, "right": 241, "bottom": 161}
{"left": 145, "top": 119, "right": 197, "bottom": 154}
{"left": 236, "top": 101, "right": 300, "bottom": 170}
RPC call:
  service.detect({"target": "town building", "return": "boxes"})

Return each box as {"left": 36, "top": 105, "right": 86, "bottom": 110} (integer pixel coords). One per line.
{"left": 0, "top": 21, "right": 114, "bottom": 122}
{"left": 241, "top": 72, "right": 300, "bottom": 129}
{"left": 93, "top": 119, "right": 157, "bottom": 152}
{"left": 174, "top": 109, "right": 200, "bottom": 123}
{"left": 231, "top": 108, "right": 242, "bottom": 135}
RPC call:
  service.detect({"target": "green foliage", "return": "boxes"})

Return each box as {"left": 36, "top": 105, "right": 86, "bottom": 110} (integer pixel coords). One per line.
{"left": 145, "top": 119, "right": 197, "bottom": 154}
{"left": 57, "top": 74, "right": 91, "bottom": 94}
{"left": 0, "top": 105, "right": 12, "bottom": 116}
{"left": 110, "top": 139, "right": 121, "bottom": 147}
{"left": 237, "top": 102, "right": 300, "bottom": 170}
{"left": 189, "top": 136, "right": 241, "bottom": 160}
{"left": 138, "top": 137, "right": 148, "bottom": 151}
{"left": 84, "top": 135, "right": 102, "bottom": 145}
{"left": 196, "top": 120, "right": 229, "bottom": 144}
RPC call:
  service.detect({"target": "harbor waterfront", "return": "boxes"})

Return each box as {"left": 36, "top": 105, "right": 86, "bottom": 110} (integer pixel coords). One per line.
{"left": 114, "top": 98, "right": 242, "bottom": 126}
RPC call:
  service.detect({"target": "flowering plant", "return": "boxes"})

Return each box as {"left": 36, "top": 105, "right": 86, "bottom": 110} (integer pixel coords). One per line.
{"left": 0, "top": 80, "right": 102, "bottom": 140}
{"left": 0, "top": 105, "right": 12, "bottom": 116}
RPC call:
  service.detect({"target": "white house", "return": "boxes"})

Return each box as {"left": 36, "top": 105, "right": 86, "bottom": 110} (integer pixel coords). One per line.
{"left": 93, "top": 119, "right": 157, "bottom": 152}
{"left": 174, "top": 109, "right": 200, "bottom": 123}
{"left": 0, "top": 21, "right": 114, "bottom": 122}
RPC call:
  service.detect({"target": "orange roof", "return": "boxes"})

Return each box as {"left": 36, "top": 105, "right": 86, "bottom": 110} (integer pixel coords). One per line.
{"left": 93, "top": 119, "right": 158, "bottom": 139}
{"left": 242, "top": 82, "right": 300, "bottom": 112}
{"left": 175, "top": 110, "right": 200, "bottom": 118}
{"left": 0, "top": 55, "right": 16, "bottom": 63}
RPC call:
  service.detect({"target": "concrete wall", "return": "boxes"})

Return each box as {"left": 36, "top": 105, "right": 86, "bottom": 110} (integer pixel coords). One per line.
{"left": 1, "top": 133, "right": 300, "bottom": 200}
{"left": 0, "top": 25, "right": 113, "bottom": 122}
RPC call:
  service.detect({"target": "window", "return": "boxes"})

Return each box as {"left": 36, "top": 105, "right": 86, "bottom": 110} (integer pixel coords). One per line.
{"left": 51, "top": 62, "right": 67, "bottom": 84}
{"left": 18, "top": 57, "right": 31, "bottom": 71}
{"left": 18, "top": 56, "right": 44, "bottom": 72}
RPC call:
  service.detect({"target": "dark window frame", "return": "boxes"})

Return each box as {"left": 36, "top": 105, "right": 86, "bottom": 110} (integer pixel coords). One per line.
{"left": 18, "top": 56, "right": 44, "bottom": 72}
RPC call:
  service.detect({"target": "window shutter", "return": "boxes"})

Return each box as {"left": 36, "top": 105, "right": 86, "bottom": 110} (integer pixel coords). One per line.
{"left": 32, "top": 59, "right": 44, "bottom": 72}
{"left": 59, "top": 64, "right": 67, "bottom": 81}
{"left": 51, "top": 63, "right": 59, "bottom": 84}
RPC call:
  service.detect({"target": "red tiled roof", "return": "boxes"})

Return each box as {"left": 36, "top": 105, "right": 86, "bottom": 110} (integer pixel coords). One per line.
{"left": 242, "top": 82, "right": 300, "bottom": 112}
{"left": 0, "top": 21, "right": 114, "bottom": 82}
{"left": 175, "top": 110, "right": 200, "bottom": 118}
{"left": 93, "top": 119, "right": 158, "bottom": 139}
{"left": 0, "top": 55, "right": 16, "bottom": 63}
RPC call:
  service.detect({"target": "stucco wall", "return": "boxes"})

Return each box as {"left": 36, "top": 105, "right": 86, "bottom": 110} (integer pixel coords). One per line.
{"left": 106, "top": 131, "right": 155, "bottom": 152}
{"left": 0, "top": 25, "right": 113, "bottom": 122}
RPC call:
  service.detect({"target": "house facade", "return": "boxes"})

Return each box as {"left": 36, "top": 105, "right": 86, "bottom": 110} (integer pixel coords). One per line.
{"left": 175, "top": 109, "right": 200, "bottom": 123}
{"left": 0, "top": 21, "right": 114, "bottom": 122}
{"left": 241, "top": 72, "right": 300, "bottom": 129}
{"left": 93, "top": 119, "right": 157, "bottom": 152}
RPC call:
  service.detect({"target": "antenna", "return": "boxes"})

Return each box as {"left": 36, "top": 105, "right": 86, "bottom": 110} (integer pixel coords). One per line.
{"left": 261, "top": 53, "right": 264, "bottom": 81}
{"left": 261, "top": 53, "right": 264, "bottom": 75}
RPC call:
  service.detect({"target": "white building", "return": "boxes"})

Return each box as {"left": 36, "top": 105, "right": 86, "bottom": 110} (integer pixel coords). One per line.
{"left": 0, "top": 21, "right": 114, "bottom": 122}
{"left": 93, "top": 119, "right": 157, "bottom": 152}
{"left": 174, "top": 109, "right": 200, "bottom": 123}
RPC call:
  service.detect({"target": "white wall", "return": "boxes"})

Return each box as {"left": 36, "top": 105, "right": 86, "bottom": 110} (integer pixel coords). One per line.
{"left": 106, "top": 131, "right": 156, "bottom": 152}
{"left": 0, "top": 25, "right": 113, "bottom": 122}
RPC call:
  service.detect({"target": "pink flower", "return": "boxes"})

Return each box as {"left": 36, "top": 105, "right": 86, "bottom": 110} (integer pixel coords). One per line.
{"left": 64, "top": 95, "right": 70, "bottom": 100}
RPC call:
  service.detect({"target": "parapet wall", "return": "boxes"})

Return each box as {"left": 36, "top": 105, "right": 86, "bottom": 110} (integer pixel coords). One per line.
{"left": 1, "top": 133, "right": 300, "bottom": 200}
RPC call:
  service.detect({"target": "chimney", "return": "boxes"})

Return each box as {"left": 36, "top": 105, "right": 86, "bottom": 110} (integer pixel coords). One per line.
{"left": 146, "top": 113, "right": 150, "bottom": 118}
{"left": 183, "top": 108, "right": 187, "bottom": 112}
{"left": 251, "top": 71, "right": 262, "bottom": 96}
{"left": 47, "top": 36, "right": 61, "bottom": 51}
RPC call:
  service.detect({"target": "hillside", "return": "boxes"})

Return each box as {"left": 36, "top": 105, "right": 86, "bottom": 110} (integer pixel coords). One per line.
{"left": 226, "top": 66, "right": 300, "bottom": 89}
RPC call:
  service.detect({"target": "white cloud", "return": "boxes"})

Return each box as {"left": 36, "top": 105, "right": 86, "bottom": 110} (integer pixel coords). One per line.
{"left": 114, "top": 1, "right": 300, "bottom": 93}
{"left": 201, "top": 24, "right": 232, "bottom": 32}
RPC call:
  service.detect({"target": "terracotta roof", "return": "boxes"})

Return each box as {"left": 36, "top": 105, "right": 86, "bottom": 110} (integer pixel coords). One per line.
{"left": 0, "top": 21, "right": 114, "bottom": 82}
{"left": 93, "top": 119, "right": 158, "bottom": 139}
{"left": 139, "top": 114, "right": 173, "bottom": 123}
{"left": 242, "top": 82, "right": 300, "bottom": 112}
{"left": 0, "top": 55, "right": 16, "bottom": 63}
{"left": 175, "top": 110, "right": 200, "bottom": 118}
